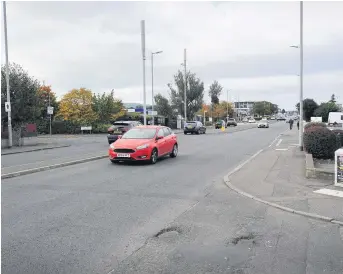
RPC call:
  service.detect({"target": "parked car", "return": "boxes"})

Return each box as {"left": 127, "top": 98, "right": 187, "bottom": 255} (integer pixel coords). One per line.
{"left": 184, "top": 121, "right": 206, "bottom": 134}
{"left": 215, "top": 120, "right": 226, "bottom": 129}
{"left": 107, "top": 121, "right": 142, "bottom": 144}
{"left": 257, "top": 119, "right": 269, "bottom": 128}
{"left": 108, "top": 126, "right": 178, "bottom": 164}
{"left": 226, "top": 118, "right": 237, "bottom": 127}
{"left": 248, "top": 118, "right": 256, "bottom": 123}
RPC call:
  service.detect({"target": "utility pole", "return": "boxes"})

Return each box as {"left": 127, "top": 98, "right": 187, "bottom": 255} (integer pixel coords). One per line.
{"left": 226, "top": 90, "right": 229, "bottom": 120}
{"left": 48, "top": 90, "right": 52, "bottom": 136}
{"left": 141, "top": 20, "right": 147, "bottom": 125}
{"left": 151, "top": 50, "right": 163, "bottom": 125}
{"left": 3, "top": 1, "right": 12, "bottom": 147}
{"left": 184, "top": 49, "right": 187, "bottom": 121}
{"left": 299, "top": 1, "right": 304, "bottom": 151}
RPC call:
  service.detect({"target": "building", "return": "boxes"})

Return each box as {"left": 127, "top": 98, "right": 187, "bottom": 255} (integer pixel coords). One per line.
{"left": 233, "top": 101, "right": 255, "bottom": 117}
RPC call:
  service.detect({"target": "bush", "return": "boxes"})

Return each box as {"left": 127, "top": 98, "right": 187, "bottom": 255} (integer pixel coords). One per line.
{"left": 304, "top": 122, "right": 327, "bottom": 131}
{"left": 92, "top": 123, "right": 112, "bottom": 134}
{"left": 303, "top": 126, "right": 337, "bottom": 159}
{"left": 331, "top": 129, "right": 343, "bottom": 149}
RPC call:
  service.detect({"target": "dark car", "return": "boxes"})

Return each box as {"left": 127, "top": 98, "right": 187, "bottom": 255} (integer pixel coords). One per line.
{"left": 215, "top": 120, "right": 226, "bottom": 129}
{"left": 184, "top": 121, "right": 206, "bottom": 135}
{"left": 226, "top": 118, "right": 237, "bottom": 127}
{"left": 107, "top": 121, "right": 142, "bottom": 144}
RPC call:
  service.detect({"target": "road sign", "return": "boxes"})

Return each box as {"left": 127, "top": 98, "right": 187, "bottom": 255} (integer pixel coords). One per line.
{"left": 127, "top": 109, "right": 135, "bottom": 113}
{"left": 5, "top": 102, "right": 11, "bottom": 112}
{"left": 148, "top": 111, "right": 157, "bottom": 116}
{"left": 47, "top": 106, "right": 54, "bottom": 115}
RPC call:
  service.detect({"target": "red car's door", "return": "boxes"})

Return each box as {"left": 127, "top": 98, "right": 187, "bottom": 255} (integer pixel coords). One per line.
{"left": 156, "top": 128, "right": 167, "bottom": 155}
{"left": 162, "top": 127, "right": 174, "bottom": 153}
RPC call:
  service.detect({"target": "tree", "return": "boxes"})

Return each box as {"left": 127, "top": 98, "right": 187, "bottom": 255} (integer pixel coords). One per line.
{"left": 314, "top": 102, "right": 339, "bottom": 122}
{"left": 169, "top": 70, "right": 204, "bottom": 120}
{"left": 253, "top": 101, "right": 276, "bottom": 116}
{"left": 37, "top": 85, "right": 59, "bottom": 120}
{"left": 296, "top": 98, "right": 318, "bottom": 121}
{"left": 281, "top": 109, "right": 286, "bottom": 114}
{"left": 56, "top": 88, "right": 97, "bottom": 124}
{"left": 212, "top": 101, "right": 234, "bottom": 119}
{"left": 330, "top": 94, "right": 336, "bottom": 104}
{"left": 1, "top": 63, "right": 41, "bottom": 128}
{"left": 208, "top": 80, "right": 223, "bottom": 105}
{"left": 92, "top": 90, "right": 124, "bottom": 122}
{"left": 154, "top": 93, "right": 173, "bottom": 118}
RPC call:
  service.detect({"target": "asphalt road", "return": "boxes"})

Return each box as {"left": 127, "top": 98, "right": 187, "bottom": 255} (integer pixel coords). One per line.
{"left": 2, "top": 122, "right": 303, "bottom": 274}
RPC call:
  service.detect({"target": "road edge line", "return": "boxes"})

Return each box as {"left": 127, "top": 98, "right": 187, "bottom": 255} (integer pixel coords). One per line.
{"left": 223, "top": 135, "right": 342, "bottom": 226}
{"left": 1, "top": 144, "right": 71, "bottom": 155}
{"left": 1, "top": 155, "right": 108, "bottom": 180}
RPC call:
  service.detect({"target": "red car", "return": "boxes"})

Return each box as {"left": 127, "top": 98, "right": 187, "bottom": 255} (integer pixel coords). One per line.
{"left": 108, "top": 126, "right": 178, "bottom": 164}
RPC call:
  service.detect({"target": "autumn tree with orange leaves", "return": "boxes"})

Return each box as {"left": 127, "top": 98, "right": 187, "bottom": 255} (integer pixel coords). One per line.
{"left": 56, "top": 88, "right": 98, "bottom": 124}
{"left": 37, "top": 85, "right": 58, "bottom": 119}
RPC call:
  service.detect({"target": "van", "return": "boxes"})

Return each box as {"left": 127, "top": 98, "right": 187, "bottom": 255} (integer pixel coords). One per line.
{"left": 328, "top": 112, "right": 343, "bottom": 126}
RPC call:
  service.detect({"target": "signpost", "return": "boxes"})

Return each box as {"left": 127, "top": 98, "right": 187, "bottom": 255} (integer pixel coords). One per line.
{"left": 335, "top": 148, "right": 343, "bottom": 188}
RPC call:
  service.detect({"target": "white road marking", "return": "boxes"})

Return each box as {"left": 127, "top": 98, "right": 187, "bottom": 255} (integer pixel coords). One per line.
{"left": 268, "top": 134, "right": 281, "bottom": 147}
{"left": 275, "top": 148, "right": 288, "bottom": 151}
{"left": 276, "top": 139, "right": 282, "bottom": 147}
{"left": 314, "top": 188, "right": 343, "bottom": 198}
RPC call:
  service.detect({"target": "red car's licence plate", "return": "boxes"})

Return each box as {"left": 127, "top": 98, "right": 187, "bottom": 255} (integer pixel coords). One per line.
{"left": 117, "top": 153, "right": 130, "bottom": 158}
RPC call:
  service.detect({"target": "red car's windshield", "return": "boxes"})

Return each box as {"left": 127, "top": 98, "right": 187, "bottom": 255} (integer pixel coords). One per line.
{"left": 122, "top": 128, "right": 157, "bottom": 139}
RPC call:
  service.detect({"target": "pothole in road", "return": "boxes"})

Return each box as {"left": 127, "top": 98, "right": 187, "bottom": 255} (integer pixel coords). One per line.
{"left": 229, "top": 232, "right": 257, "bottom": 246}
{"left": 154, "top": 226, "right": 182, "bottom": 238}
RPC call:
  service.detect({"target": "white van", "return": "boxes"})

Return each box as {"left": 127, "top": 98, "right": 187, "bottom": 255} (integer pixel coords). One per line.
{"left": 328, "top": 112, "right": 343, "bottom": 126}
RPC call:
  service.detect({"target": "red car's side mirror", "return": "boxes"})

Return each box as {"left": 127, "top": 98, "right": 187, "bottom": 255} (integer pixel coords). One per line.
{"left": 156, "top": 136, "right": 164, "bottom": 140}
{"left": 118, "top": 135, "right": 122, "bottom": 139}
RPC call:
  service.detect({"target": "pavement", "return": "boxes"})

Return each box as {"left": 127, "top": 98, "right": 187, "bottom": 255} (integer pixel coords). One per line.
{"left": 3, "top": 121, "right": 342, "bottom": 274}
{"left": 226, "top": 127, "right": 343, "bottom": 224}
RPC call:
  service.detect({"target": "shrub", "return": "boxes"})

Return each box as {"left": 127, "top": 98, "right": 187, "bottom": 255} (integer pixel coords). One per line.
{"left": 92, "top": 123, "right": 112, "bottom": 134}
{"left": 304, "top": 122, "right": 327, "bottom": 131}
{"left": 331, "top": 129, "right": 343, "bottom": 149}
{"left": 303, "top": 126, "right": 337, "bottom": 159}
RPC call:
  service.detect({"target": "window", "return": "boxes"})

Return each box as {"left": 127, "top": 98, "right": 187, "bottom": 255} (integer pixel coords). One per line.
{"left": 157, "top": 129, "right": 164, "bottom": 138}
{"left": 163, "top": 127, "right": 171, "bottom": 136}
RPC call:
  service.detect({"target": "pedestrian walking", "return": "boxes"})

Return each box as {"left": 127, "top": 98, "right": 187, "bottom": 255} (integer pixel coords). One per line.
{"left": 297, "top": 120, "right": 299, "bottom": 130}
{"left": 289, "top": 118, "right": 294, "bottom": 130}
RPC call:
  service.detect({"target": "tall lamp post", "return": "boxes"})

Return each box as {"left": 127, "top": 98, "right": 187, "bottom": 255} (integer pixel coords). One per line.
{"left": 290, "top": 1, "right": 304, "bottom": 151}
{"left": 181, "top": 49, "right": 187, "bottom": 121}
{"left": 151, "top": 50, "right": 163, "bottom": 125}
{"left": 203, "top": 110, "right": 207, "bottom": 125}
{"left": 3, "top": 1, "right": 12, "bottom": 147}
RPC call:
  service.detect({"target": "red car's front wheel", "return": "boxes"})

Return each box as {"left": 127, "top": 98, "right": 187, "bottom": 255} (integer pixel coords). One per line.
{"left": 150, "top": 148, "right": 158, "bottom": 164}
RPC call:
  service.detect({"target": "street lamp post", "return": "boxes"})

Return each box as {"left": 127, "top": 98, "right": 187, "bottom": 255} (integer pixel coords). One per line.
{"left": 204, "top": 110, "right": 207, "bottom": 125}
{"left": 141, "top": 20, "right": 147, "bottom": 125}
{"left": 3, "top": 1, "right": 12, "bottom": 148}
{"left": 290, "top": 1, "right": 304, "bottom": 151}
{"left": 151, "top": 50, "right": 163, "bottom": 125}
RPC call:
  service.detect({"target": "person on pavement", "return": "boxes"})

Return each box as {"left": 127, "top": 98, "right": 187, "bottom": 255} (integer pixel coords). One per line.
{"left": 289, "top": 118, "right": 294, "bottom": 130}
{"left": 297, "top": 120, "right": 299, "bottom": 130}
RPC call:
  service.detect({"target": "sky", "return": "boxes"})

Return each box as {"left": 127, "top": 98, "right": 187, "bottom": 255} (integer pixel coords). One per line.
{"left": 1, "top": 1, "right": 342, "bottom": 110}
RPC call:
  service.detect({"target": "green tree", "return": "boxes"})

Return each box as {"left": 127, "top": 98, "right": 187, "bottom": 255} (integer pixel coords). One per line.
{"left": 314, "top": 102, "right": 339, "bottom": 122}
{"left": 296, "top": 98, "right": 318, "bottom": 121}
{"left": 1, "top": 63, "right": 41, "bottom": 128}
{"left": 253, "top": 101, "right": 276, "bottom": 116}
{"left": 208, "top": 80, "right": 223, "bottom": 105}
{"left": 281, "top": 109, "right": 286, "bottom": 114}
{"left": 168, "top": 70, "right": 204, "bottom": 120}
{"left": 92, "top": 90, "right": 124, "bottom": 122}
{"left": 154, "top": 93, "right": 174, "bottom": 118}
{"left": 330, "top": 94, "right": 336, "bottom": 103}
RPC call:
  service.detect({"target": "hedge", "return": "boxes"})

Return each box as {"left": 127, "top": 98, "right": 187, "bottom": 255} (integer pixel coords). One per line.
{"left": 331, "top": 129, "right": 343, "bottom": 149}
{"left": 303, "top": 126, "right": 337, "bottom": 159}
{"left": 304, "top": 122, "right": 327, "bottom": 131}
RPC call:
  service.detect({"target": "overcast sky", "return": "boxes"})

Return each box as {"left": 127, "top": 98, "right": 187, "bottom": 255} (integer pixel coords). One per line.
{"left": 1, "top": 1, "right": 342, "bottom": 110}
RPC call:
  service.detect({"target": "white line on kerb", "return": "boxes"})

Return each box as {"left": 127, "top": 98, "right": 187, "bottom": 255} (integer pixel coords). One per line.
{"left": 275, "top": 148, "right": 288, "bottom": 151}
{"left": 314, "top": 188, "right": 343, "bottom": 198}
{"left": 276, "top": 139, "right": 282, "bottom": 147}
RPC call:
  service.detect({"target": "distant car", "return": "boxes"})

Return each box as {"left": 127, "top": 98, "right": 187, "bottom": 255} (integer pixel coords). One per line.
{"left": 257, "top": 119, "right": 269, "bottom": 128}
{"left": 242, "top": 118, "right": 249, "bottom": 123}
{"left": 108, "top": 126, "right": 178, "bottom": 164}
{"left": 215, "top": 120, "right": 226, "bottom": 129}
{"left": 184, "top": 121, "right": 206, "bottom": 134}
{"left": 277, "top": 117, "right": 286, "bottom": 121}
{"left": 107, "top": 121, "right": 142, "bottom": 144}
{"left": 248, "top": 118, "right": 256, "bottom": 123}
{"left": 226, "top": 118, "right": 237, "bottom": 127}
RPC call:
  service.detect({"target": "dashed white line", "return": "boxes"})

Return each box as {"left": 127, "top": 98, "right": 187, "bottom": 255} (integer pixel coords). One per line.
{"left": 275, "top": 148, "right": 288, "bottom": 151}
{"left": 276, "top": 139, "right": 282, "bottom": 147}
